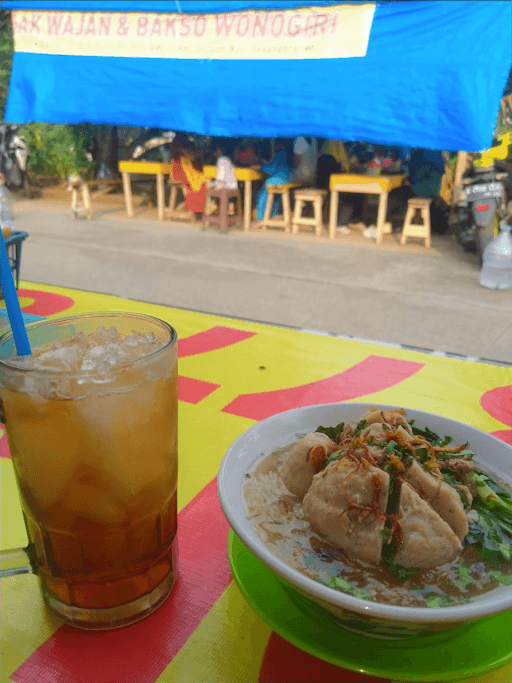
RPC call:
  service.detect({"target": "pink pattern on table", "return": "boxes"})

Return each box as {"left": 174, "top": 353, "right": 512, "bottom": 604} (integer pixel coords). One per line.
{"left": 178, "top": 376, "right": 220, "bottom": 404}
{"left": 0, "top": 427, "right": 10, "bottom": 458}
{"left": 222, "top": 355, "right": 424, "bottom": 421}
{"left": 178, "top": 325, "right": 255, "bottom": 357}
{"left": 18, "top": 289, "right": 75, "bottom": 316}
{"left": 480, "top": 385, "right": 512, "bottom": 443}
{"left": 11, "top": 478, "right": 232, "bottom": 683}
{"left": 258, "top": 632, "right": 390, "bottom": 683}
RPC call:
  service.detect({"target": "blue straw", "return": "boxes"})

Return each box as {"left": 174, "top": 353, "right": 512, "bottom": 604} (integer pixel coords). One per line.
{"left": 0, "top": 230, "right": 31, "bottom": 356}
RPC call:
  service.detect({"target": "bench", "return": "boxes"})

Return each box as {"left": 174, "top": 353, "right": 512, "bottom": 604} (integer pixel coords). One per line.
{"left": 68, "top": 177, "right": 123, "bottom": 220}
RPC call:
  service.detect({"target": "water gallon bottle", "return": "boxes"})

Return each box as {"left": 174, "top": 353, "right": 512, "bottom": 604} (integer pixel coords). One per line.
{"left": 479, "top": 222, "right": 512, "bottom": 290}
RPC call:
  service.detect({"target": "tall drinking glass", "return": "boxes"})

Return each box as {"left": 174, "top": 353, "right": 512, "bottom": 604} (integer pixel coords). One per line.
{"left": 0, "top": 312, "right": 178, "bottom": 629}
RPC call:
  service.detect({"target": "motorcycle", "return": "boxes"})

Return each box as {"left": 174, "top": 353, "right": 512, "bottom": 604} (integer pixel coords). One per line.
{"left": 0, "top": 124, "right": 29, "bottom": 192}
{"left": 454, "top": 133, "right": 511, "bottom": 265}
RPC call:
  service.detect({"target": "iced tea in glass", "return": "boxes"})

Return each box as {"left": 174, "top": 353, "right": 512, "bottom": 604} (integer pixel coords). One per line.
{"left": 0, "top": 312, "right": 178, "bottom": 629}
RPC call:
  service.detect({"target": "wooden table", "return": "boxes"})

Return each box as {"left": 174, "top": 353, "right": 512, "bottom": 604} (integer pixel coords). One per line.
{"left": 203, "top": 165, "right": 264, "bottom": 230}
{"left": 119, "top": 160, "right": 173, "bottom": 221}
{"left": 329, "top": 173, "right": 406, "bottom": 244}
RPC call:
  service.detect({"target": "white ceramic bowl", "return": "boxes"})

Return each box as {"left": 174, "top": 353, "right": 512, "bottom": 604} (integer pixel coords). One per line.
{"left": 217, "top": 403, "right": 512, "bottom": 639}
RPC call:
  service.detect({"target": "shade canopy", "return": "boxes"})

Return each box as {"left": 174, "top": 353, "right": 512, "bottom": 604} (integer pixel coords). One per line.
{"left": 3, "top": 0, "right": 511, "bottom": 151}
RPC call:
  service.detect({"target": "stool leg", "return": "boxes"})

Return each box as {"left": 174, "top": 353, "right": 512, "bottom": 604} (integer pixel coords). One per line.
{"left": 262, "top": 191, "right": 273, "bottom": 230}
{"left": 329, "top": 190, "right": 338, "bottom": 239}
{"left": 283, "top": 190, "right": 291, "bottom": 232}
{"left": 315, "top": 198, "right": 323, "bottom": 236}
{"left": 71, "top": 187, "right": 78, "bottom": 217}
{"left": 169, "top": 184, "right": 178, "bottom": 217}
{"left": 424, "top": 207, "right": 431, "bottom": 248}
{"left": 82, "top": 184, "right": 92, "bottom": 220}
{"left": 292, "top": 199, "right": 303, "bottom": 234}
{"left": 400, "top": 207, "right": 414, "bottom": 245}
{"left": 219, "top": 191, "right": 228, "bottom": 232}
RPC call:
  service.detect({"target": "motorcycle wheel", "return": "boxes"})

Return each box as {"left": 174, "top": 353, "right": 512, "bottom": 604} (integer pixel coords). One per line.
{"left": 475, "top": 221, "right": 496, "bottom": 267}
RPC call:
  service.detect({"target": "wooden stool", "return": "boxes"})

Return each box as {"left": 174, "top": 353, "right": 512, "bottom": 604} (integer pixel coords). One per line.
{"left": 400, "top": 198, "right": 432, "bottom": 248}
{"left": 166, "top": 179, "right": 194, "bottom": 221}
{"left": 68, "top": 177, "right": 123, "bottom": 220}
{"left": 261, "top": 183, "right": 301, "bottom": 232}
{"left": 202, "top": 187, "right": 243, "bottom": 232}
{"left": 292, "top": 189, "right": 327, "bottom": 236}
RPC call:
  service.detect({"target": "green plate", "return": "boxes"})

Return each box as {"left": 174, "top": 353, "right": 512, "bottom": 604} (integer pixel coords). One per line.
{"left": 228, "top": 531, "right": 511, "bottom": 682}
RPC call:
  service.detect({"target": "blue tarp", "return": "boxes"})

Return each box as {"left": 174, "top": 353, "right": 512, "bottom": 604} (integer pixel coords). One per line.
{"left": 3, "top": 0, "right": 511, "bottom": 151}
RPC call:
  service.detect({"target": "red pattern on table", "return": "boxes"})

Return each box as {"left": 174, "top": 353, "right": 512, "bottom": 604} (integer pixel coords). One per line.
{"left": 480, "top": 385, "right": 512, "bottom": 443}
{"left": 11, "top": 479, "right": 232, "bottom": 683}
{"left": 178, "top": 326, "right": 256, "bottom": 357}
{"left": 222, "top": 355, "right": 424, "bottom": 420}
{"left": 18, "top": 289, "right": 75, "bottom": 316}
{"left": 178, "top": 376, "right": 220, "bottom": 403}
{"left": 259, "top": 633, "right": 390, "bottom": 683}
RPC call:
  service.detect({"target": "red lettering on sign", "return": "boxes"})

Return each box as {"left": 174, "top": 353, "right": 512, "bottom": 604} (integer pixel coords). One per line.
{"left": 30, "top": 14, "right": 41, "bottom": 34}
{"left": 137, "top": 15, "right": 148, "bottom": 37}
{"left": 312, "top": 13, "right": 328, "bottom": 36}
{"left": 74, "top": 13, "right": 85, "bottom": 36}
{"left": 271, "top": 13, "right": 285, "bottom": 38}
{"left": 150, "top": 16, "right": 162, "bottom": 37}
{"left": 253, "top": 13, "right": 268, "bottom": 37}
{"left": 62, "top": 13, "right": 74, "bottom": 35}
{"left": 98, "top": 15, "right": 111, "bottom": 37}
{"left": 215, "top": 13, "right": 236, "bottom": 37}
{"left": 84, "top": 15, "right": 96, "bottom": 37}
{"left": 287, "top": 13, "right": 301, "bottom": 37}
{"left": 117, "top": 15, "right": 130, "bottom": 37}
{"left": 180, "top": 16, "right": 191, "bottom": 37}
{"left": 164, "top": 16, "right": 176, "bottom": 37}
{"left": 47, "top": 12, "right": 63, "bottom": 35}
{"left": 328, "top": 11, "right": 339, "bottom": 35}
{"left": 236, "top": 13, "right": 250, "bottom": 37}
{"left": 194, "top": 16, "right": 207, "bottom": 37}
{"left": 16, "top": 14, "right": 28, "bottom": 33}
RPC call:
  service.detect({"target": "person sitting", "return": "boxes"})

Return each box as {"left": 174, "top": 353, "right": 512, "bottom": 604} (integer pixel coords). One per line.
{"left": 234, "top": 141, "right": 259, "bottom": 168}
{"left": 317, "top": 139, "right": 350, "bottom": 190}
{"left": 387, "top": 148, "right": 449, "bottom": 233}
{"left": 255, "top": 139, "right": 293, "bottom": 225}
{"left": 213, "top": 139, "right": 238, "bottom": 190}
{"left": 170, "top": 133, "right": 207, "bottom": 219}
{"left": 291, "top": 136, "right": 317, "bottom": 185}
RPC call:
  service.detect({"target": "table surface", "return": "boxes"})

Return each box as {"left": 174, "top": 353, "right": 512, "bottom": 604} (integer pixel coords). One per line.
{"left": 203, "top": 164, "right": 265, "bottom": 181}
{"left": 330, "top": 173, "right": 406, "bottom": 192}
{"left": 119, "top": 160, "right": 174, "bottom": 174}
{"left": 1, "top": 282, "right": 511, "bottom": 683}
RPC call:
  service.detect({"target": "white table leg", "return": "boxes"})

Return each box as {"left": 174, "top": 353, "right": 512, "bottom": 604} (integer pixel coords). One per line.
{"left": 122, "top": 172, "right": 134, "bottom": 218}
{"left": 376, "top": 191, "right": 388, "bottom": 245}
{"left": 244, "top": 180, "right": 251, "bottom": 230}
{"left": 156, "top": 173, "right": 165, "bottom": 221}
{"left": 329, "top": 190, "right": 339, "bottom": 239}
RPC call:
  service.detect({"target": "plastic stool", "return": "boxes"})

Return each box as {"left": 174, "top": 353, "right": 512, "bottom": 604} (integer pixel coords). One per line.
{"left": 202, "top": 187, "right": 243, "bottom": 232}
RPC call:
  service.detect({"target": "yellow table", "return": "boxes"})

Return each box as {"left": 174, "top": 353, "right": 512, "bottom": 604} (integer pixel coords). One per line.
{"left": 329, "top": 173, "right": 407, "bottom": 244}
{"left": 119, "top": 160, "right": 174, "bottom": 221}
{"left": 203, "top": 165, "right": 264, "bottom": 230}
{"left": 2, "top": 282, "right": 511, "bottom": 683}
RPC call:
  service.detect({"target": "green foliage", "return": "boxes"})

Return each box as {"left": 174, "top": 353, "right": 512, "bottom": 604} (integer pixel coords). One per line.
{"left": 19, "top": 123, "right": 103, "bottom": 180}
{"left": 0, "top": 9, "right": 14, "bottom": 121}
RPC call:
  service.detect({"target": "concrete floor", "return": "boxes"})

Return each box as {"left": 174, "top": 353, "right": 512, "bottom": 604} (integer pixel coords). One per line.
{"left": 9, "top": 196, "right": 512, "bottom": 364}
